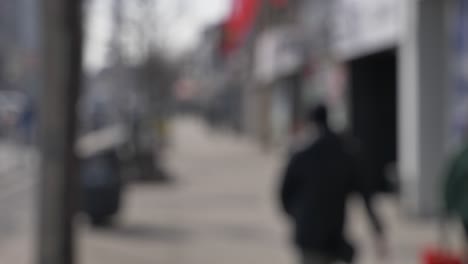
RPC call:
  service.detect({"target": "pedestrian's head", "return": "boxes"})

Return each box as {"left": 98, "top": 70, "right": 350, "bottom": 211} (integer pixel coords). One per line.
{"left": 308, "top": 104, "right": 329, "bottom": 129}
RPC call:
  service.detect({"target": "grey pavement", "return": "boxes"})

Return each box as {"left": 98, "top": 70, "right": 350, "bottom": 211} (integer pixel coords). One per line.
{"left": 80, "top": 118, "right": 294, "bottom": 264}
{"left": 0, "top": 141, "right": 37, "bottom": 264}
{"left": 80, "top": 118, "right": 465, "bottom": 264}
{"left": 0, "top": 119, "right": 464, "bottom": 263}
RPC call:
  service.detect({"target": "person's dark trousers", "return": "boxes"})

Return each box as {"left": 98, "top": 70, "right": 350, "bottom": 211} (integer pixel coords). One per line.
{"left": 300, "top": 250, "right": 336, "bottom": 264}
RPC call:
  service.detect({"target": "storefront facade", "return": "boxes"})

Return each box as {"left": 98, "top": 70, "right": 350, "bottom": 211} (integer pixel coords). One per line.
{"left": 331, "top": 0, "right": 456, "bottom": 215}
{"left": 302, "top": 0, "right": 455, "bottom": 214}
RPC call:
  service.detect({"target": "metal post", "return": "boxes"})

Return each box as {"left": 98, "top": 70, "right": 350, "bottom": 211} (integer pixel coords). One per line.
{"left": 38, "top": 0, "right": 82, "bottom": 263}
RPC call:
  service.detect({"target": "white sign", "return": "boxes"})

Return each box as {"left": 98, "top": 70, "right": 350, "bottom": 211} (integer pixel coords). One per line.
{"left": 332, "top": 0, "right": 402, "bottom": 59}
{"left": 255, "top": 28, "right": 305, "bottom": 83}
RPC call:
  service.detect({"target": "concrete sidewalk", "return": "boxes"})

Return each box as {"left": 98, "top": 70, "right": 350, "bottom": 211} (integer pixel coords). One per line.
{"left": 79, "top": 118, "right": 465, "bottom": 263}
{"left": 0, "top": 118, "right": 463, "bottom": 263}
{"left": 80, "top": 118, "right": 293, "bottom": 263}
{"left": 0, "top": 143, "right": 37, "bottom": 264}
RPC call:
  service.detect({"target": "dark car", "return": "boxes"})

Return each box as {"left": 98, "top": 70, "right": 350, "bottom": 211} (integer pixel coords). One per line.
{"left": 78, "top": 85, "right": 128, "bottom": 227}
{"left": 77, "top": 122, "right": 128, "bottom": 226}
{"left": 80, "top": 148, "right": 123, "bottom": 226}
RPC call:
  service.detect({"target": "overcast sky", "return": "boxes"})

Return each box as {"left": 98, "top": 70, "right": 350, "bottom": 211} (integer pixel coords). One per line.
{"left": 84, "top": 0, "right": 231, "bottom": 72}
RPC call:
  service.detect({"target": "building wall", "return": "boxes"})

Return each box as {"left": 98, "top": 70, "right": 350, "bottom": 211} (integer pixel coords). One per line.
{"left": 0, "top": 0, "right": 40, "bottom": 92}
{"left": 300, "top": 0, "right": 455, "bottom": 215}
{"left": 399, "top": 0, "right": 452, "bottom": 216}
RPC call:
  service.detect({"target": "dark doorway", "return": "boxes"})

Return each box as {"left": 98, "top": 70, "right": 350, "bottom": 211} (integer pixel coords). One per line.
{"left": 349, "top": 49, "right": 398, "bottom": 192}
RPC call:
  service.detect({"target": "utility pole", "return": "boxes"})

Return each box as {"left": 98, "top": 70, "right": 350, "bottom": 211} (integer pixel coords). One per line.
{"left": 38, "top": 0, "right": 82, "bottom": 263}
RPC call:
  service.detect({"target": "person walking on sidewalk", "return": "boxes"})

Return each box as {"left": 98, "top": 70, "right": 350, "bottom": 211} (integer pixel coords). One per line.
{"left": 279, "top": 104, "right": 386, "bottom": 264}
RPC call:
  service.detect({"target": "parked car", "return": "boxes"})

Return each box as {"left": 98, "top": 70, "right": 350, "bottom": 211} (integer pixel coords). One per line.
{"left": 80, "top": 149, "right": 122, "bottom": 226}
{"left": 77, "top": 124, "right": 128, "bottom": 227}
{"left": 78, "top": 84, "right": 128, "bottom": 227}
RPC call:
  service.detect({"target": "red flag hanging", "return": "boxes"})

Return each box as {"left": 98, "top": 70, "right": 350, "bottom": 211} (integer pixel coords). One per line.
{"left": 221, "top": 0, "right": 260, "bottom": 56}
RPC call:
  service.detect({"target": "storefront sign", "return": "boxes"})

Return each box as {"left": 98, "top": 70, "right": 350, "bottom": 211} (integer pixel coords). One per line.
{"left": 332, "top": 0, "right": 401, "bottom": 59}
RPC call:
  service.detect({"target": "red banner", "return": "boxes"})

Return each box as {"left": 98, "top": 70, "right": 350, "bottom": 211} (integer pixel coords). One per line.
{"left": 221, "top": 0, "right": 260, "bottom": 56}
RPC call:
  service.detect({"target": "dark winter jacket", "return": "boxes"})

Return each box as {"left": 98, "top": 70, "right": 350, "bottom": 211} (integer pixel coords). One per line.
{"left": 280, "top": 131, "right": 383, "bottom": 262}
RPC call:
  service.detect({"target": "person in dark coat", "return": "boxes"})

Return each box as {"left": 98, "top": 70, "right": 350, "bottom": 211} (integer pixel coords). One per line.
{"left": 279, "top": 104, "right": 386, "bottom": 264}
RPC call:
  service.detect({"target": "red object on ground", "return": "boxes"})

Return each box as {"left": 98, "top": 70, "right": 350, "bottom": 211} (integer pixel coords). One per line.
{"left": 221, "top": 0, "right": 260, "bottom": 56}
{"left": 422, "top": 248, "right": 462, "bottom": 264}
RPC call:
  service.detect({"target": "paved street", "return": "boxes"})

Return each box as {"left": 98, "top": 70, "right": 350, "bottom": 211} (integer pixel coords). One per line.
{"left": 0, "top": 141, "right": 37, "bottom": 263}
{"left": 80, "top": 118, "right": 294, "bottom": 264}
{"left": 0, "top": 119, "right": 464, "bottom": 263}
{"left": 80, "top": 118, "right": 465, "bottom": 264}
